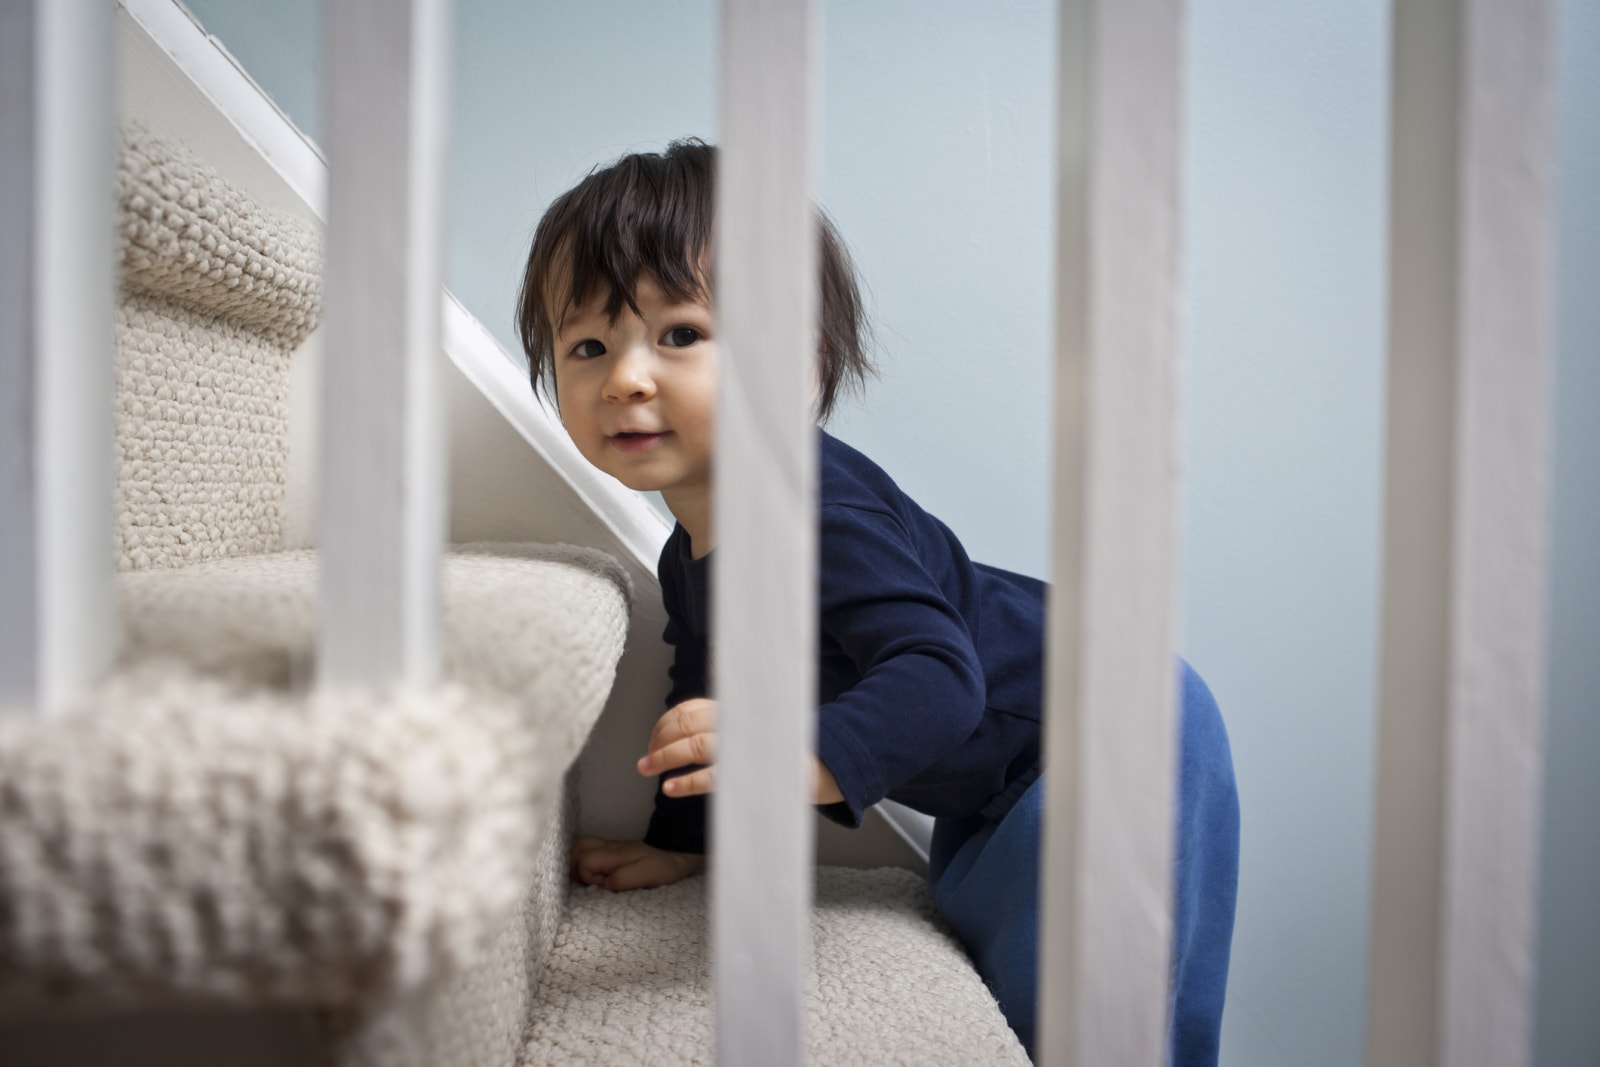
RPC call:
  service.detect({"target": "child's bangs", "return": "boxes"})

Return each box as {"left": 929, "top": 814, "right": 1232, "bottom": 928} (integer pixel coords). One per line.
{"left": 551, "top": 221, "right": 710, "bottom": 332}
{"left": 547, "top": 145, "right": 715, "bottom": 330}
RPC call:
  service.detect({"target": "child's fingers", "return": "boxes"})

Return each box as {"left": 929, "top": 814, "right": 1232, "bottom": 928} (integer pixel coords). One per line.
{"left": 637, "top": 731, "right": 718, "bottom": 776}
{"left": 660, "top": 765, "right": 715, "bottom": 798}
{"left": 647, "top": 698, "right": 717, "bottom": 754}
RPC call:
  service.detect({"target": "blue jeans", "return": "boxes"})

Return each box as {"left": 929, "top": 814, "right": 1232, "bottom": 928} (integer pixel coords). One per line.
{"left": 928, "top": 661, "right": 1240, "bottom": 1065}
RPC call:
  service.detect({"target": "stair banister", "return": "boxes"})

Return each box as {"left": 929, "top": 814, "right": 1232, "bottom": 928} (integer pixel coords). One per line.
{"left": 713, "top": 0, "right": 818, "bottom": 1063}
{"left": 1367, "top": 3, "right": 1556, "bottom": 1065}
{"left": 1039, "top": 1, "right": 1187, "bottom": 1063}
{"left": 318, "top": 0, "right": 451, "bottom": 689}
{"left": 11, "top": 0, "right": 1550, "bottom": 1062}
{"left": 0, "top": 0, "right": 118, "bottom": 718}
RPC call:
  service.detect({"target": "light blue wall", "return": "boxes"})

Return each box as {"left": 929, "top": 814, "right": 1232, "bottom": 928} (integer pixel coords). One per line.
{"left": 1182, "top": 7, "right": 1387, "bottom": 1063}
{"left": 817, "top": 1, "right": 1056, "bottom": 577}
{"left": 176, "top": 2, "right": 1598, "bottom": 1064}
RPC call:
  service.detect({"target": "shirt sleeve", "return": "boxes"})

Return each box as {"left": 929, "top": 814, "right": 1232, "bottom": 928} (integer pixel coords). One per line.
{"left": 643, "top": 537, "right": 711, "bottom": 854}
{"left": 812, "top": 502, "right": 987, "bottom": 828}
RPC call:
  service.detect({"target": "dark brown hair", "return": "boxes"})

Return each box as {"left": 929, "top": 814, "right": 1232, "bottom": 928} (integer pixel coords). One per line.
{"left": 515, "top": 139, "right": 873, "bottom": 420}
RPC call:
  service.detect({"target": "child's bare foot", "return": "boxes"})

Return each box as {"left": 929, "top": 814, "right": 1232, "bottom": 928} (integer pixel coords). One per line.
{"left": 570, "top": 836, "right": 705, "bottom": 891}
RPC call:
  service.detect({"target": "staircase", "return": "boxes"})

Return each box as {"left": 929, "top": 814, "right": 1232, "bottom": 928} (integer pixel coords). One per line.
{"left": 0, "top": 33, "right": 1027, "bottom": 1067}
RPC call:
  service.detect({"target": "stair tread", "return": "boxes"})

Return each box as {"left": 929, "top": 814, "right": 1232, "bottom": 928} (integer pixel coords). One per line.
{"left": 521, "top": 866, "right": 1029, "bottom": 1066}
{"left": 0, "top": 545, "right": 629, "bottom": 1013}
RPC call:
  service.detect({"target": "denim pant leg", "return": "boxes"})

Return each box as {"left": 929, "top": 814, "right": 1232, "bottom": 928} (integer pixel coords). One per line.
{"left": 927, "top": 663, "right": 1239, "bottom": 1067}
{"left": 1169, "top": 662, "right": 1241, "bottom": 1065}
{"left": 929, "top": 780, "right": 1045, "bottom": 1057}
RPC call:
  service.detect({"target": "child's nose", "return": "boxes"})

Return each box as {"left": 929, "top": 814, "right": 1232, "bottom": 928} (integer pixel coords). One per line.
{"left": 603, "top": 344, "right": 656, "bottom": 401}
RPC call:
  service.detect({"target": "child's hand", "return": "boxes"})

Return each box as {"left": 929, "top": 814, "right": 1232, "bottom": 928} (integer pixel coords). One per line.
{"left": 570, "top": 837, "right": 704, "bottom": 891}
{"left": 639, "top": 697, "right": 846, "bottom": 806}
{"left": 638, "top": 697, "right": 719, "bottom": 796}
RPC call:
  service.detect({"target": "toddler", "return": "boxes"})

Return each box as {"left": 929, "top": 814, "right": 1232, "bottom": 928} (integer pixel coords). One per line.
{"left": 516, "top": 140, "right": 1239, "bottom": 1065}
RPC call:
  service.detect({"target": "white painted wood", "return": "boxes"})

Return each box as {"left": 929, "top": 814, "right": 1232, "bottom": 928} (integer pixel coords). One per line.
{"left": 0, "top": 0, "right": 117, "bottom": 718}
{"left": 1368, "top": 3, "right": 1555, "bottom": 1066}
{"left": 115, "top": 4, "right": 321, "bottom": 228}
{"left": 120, "top": 0, "right": 329, "bottom": 217}
{"left": 713, "top": 0, "right": 818, "bottom": 1063}
{"left": 875, "top": 798, "right": 934, "bottom": 860}
{"left": 1038, "top": 0, "right": 1185, "bottom": 1063}
{"left": 441, "top": 294, "right": 673, "bottom": 567}
{"left": 120, "top": 0, "right": 670, "bottom": 579}
{"left": 318, "top": 0, "right": 450, "bottom": 688}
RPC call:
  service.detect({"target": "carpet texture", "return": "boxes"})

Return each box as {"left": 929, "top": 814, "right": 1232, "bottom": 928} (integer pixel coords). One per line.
{"left": 520, "top": 866, "right": 1031, "bottom": 1066}
{"left": 0, "top": 546, "right": 630, "bottom": 1013}
{"left": 2, "top": 117, "right": 1023, "bottom": 1067}
{"left": 119, "top": 121, "right": 321, "bottom": 347}
{"left": 115, "top": 124, "right": 320, "bottom": 572}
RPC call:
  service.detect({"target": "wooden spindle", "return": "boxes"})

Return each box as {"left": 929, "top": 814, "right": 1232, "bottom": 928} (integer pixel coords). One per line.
{"left": 0, "top": 0, "right": 117, "bottom": 717}
{"left": 713, "top": 0, "right": 819, "bottom": 1062}
{"left": 1038, "top": 0, "right": 1187, "bottom": 1062}
{"left": 1367, "top": 3, "right": 1555, "bottom": 1065}
{"left": 318, "top": 0, "right": 451, "bottom": 688}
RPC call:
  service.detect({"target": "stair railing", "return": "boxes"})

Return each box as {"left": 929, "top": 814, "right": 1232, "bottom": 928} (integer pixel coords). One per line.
{"left": 713, "top": 2, "right": 819, "bottom": 1063}
{"left": 1366, "top": 3, "right": 1555, "bottom": 1066}
{"left": 1, "top": 0, "right": 118, "bottom": 719}
{"left": 317, "top": 0, "right": 451, "bottom": 691}
{"left": 711, "top": 2, "right": 1560, "bottom": 1065}
{"left": 1038, "top": 1, "right": 1187, "bottom": 1062}
{"left": 0, "top": 1, "right": 1559, "bottom": 1065}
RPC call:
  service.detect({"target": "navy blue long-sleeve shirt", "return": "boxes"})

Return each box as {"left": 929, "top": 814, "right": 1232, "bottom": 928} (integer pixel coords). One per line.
{"left": 644, "top": 430, "right": 1047, "bottom": 853}
{"left": 640, "top": 429, "right": 1240, "bottom": 1065}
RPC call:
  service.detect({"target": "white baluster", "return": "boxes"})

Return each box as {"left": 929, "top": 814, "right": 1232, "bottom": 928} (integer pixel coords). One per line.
{"left": 714, "top": 0, "right": 818, "bottom": 1062}
{"left": 0, "top": 0, "right": 117, "bottom": 717}
{"left": 319, "top": 0, "right": 451, "bottom": 689}
{"left": 1038, "top": 0, "right": 1186, "bottom": 1063}
{"left": 1367, "top": 3, "right": 1555, "bottom": 1065}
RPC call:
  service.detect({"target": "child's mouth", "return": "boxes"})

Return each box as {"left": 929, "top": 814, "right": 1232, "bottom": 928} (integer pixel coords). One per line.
{"left": 611, "top": 431, "right": 669, "bottom": 453}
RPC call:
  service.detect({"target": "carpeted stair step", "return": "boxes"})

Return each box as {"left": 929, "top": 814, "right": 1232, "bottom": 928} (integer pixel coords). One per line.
{"left": 0, "top": 544, "right": 630, "bottom": 1034}
{"left": 520, "top": 866, "right": 1030, "bottom": 1066}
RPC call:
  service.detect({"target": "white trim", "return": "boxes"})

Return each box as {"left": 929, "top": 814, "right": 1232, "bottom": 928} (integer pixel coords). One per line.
{"left": 440, "top": 297, "right": 673, "bottom": 565}
{"left": 1367, "top": 3, "right": 1555, "bottom": 1065}
{"left": 713, "top": 0, "right": 818, "bottom": 1063}
{"left": 117, "top": 0, "right": 668, "bottom": 577}
{"left": 874, "top": 800, "right": 933, "bottom": 860}
{"left": 317, "top": 0, "right": 450, "bottom": 688}
{"left": 0, "top": 0, "right": 117, "bottom": 717}
{"left": 119, "top": 0, "right": 327, "bottom": 215}
{"left": 1038, "top": 0, "right": 1186, "bottom": 1063}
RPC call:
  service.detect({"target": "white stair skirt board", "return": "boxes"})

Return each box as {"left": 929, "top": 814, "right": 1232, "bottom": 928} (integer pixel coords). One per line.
{"left": 1367, "top": 3, "right": 1556, "bottom": 1067}
{"left": 0, "top": 0, "right": 118, "bottom": 718}
{"left": 1039, "top": 0, "right": 1186, "bottom": 1064}
{"left": 318, "top": 0, "right": 451, "bottom": 689}
{"left": 713, "top": 1, "right": 819, "bottom": 1065}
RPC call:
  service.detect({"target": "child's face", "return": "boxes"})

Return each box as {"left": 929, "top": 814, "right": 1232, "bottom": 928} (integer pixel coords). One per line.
{"left": 551, "top": 274, "right": 717, "bottom": 510}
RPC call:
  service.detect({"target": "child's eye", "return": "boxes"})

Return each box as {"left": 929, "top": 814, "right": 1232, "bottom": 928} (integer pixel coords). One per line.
{"left": 571, "top": 339, "right": 605, "bottom": 359}
{"left": 663, "top": 326, "right": 701, "bottom": 348}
